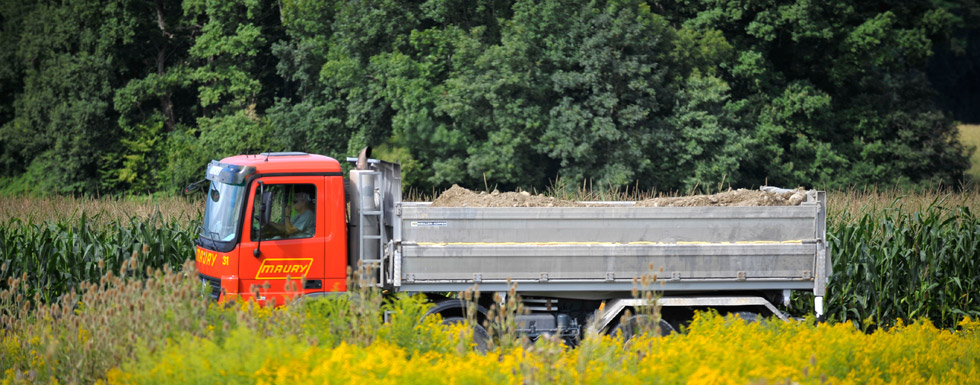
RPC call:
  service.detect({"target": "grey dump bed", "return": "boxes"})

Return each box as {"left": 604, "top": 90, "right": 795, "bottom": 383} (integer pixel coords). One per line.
{"left": 390, "top": 196, "right": 829, "bottom": 297}
{"left": 348, "top": 161, "right": 828, "bottom": 299}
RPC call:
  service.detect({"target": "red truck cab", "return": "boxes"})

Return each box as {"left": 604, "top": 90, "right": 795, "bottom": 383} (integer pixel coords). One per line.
{"left": 195, "top": 152, "right": 348, "bottom": 304}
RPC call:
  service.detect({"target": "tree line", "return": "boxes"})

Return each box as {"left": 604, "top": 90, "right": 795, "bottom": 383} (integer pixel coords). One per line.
{"left": 0, "top": 0, "right": 977, "bottom": 195}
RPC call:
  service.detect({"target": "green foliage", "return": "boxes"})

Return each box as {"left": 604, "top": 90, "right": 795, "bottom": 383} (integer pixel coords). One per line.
{"left": 372, "top": 141, "right": 424, "bottom": 188}
{"left": 111, "top": 117, "right": 169, "bottom": 193}
{"left": 668, "top": 72, "right": 745, "bottom": 190}
{"left": 197, "top": 108, "right": 273, "bottom": 156}
{"left": 523, "top": 0, "right": 678, "bottom": 189}
{"left": 961, "top": 125, "right": 980, "bottom": 182}
{"left": 0, "top": 152, "right": 64, "bottom": 196}
{"left": 299, "top": 0, "right": 740, "bottom": 191}
{"left": 158, "top": 125, "right": 211, "bottom": 193}
{"left": 747, "top": 81, "right": 845, "bottom": 186}
{"left": 184, "top": 0, "right": 270, "bottom": 111}
{"left": 0, "top": 2, "right": 30, "bottom": 140}
{"left": 666, "top": 0, "right": 971, "bottom": 189}
{"left": 0, "top": 0, "right": 147, "bottom": 195}
{"left": 0, "top": 0, "right": 976, "bottom": 194}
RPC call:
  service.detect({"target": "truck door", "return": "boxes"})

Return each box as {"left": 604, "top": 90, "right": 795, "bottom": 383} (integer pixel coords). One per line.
{"left": 239, "top": 177, "right": 326, "bottom": 303}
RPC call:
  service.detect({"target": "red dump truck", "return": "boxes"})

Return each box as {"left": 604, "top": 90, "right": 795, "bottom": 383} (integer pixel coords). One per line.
{"left": 195, "top": 150, "right": 829, "bottom": 341}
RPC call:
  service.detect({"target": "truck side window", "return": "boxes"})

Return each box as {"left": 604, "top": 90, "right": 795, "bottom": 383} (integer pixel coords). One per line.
{"left": 252, "top": 184, "right": 316, "bottom": 241}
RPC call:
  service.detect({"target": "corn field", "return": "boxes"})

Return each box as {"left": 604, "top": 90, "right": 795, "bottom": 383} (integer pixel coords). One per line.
{"left": 825, "top": 198, "right": 980, "bottom": 330}
{"left": 2, "top": 191, "right": 980, "bottom": 327}
{"left": 0, "top": 199, "right": 199, "bottom": 303}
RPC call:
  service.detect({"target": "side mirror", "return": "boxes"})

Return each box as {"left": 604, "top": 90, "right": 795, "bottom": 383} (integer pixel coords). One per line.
{"left": 259, "top": 190, "right": 273, "bottom": 226}
{"left": 183, "top": 179, "right": 206, "bottom": 196}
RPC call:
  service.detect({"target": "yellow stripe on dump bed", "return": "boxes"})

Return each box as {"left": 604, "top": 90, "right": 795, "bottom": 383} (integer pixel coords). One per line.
{"left": 415, "top": 240, "right": 804, "bottom": 246}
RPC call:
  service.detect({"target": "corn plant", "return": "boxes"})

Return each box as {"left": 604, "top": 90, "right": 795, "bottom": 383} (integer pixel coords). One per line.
{"left": 812, "top": 198, "right": 980, "bottom": 330}
{"left": 0, "top": 212, "right": 197, "bottom": 303}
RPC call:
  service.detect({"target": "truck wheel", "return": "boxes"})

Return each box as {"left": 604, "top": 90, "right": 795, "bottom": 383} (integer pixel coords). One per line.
{"left": 442, "top": 317, "right": 490, "bottom": 352}
{"left": 612, "top": 314, "right": 675, "bottom": 340}
{"left": 730, "top": 311, "right": 760, "bottom": 323}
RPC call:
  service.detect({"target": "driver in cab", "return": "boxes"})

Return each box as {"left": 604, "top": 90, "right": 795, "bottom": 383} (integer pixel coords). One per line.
{"left": 267, "top": 192, "right": 315, "bottom": 239}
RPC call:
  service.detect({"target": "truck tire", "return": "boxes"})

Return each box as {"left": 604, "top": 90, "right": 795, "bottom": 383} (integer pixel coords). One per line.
{"left": 730, "top": 311, "right": 761, "bottom": 323}
{"left": 442, "top": 316, "right": 490, "bottom": 352}
{"left": 612, "top": 314, "right": 675, "bottom": 340}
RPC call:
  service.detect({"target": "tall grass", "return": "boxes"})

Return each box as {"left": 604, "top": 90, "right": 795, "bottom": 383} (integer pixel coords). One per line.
{"left": 0, "top": 195, "right": 200, "bottom": 225}
{"left": 0, "top": 263, "right": 458, "bottom": 384}
{"left": 0, "top": 260, "right": 210, "bottom": 384}
{"left": 105, "top": 312, "right": 980, "bottom": 385}
{"left": 827, "top": 185, "right": 980, "bottom": 220}
{"left": 5, "top": 261, "right": 978, "bottom": 385}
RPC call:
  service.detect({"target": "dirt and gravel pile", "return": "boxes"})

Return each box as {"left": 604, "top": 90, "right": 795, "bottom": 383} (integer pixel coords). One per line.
{"left": 633, "top": 188, "right": 808, "bottom": 207}
{"left": 430, "top": 185, "right": 587, "bottom": 207}
{"left": 430, "top": 185, "right": 809, "bottom": 207}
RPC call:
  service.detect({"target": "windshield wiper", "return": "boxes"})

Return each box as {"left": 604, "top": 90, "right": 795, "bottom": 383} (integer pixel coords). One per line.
{"left": 198, "top": 225, "right": 220, "bottom": 252}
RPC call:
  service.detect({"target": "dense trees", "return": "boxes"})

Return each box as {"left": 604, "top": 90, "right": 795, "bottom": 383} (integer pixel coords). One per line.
{"left": 0, "top": 0, "right": 975, "bottom": 195}
{"left": 665, "top": 0, "right": 973, "bottom": 188}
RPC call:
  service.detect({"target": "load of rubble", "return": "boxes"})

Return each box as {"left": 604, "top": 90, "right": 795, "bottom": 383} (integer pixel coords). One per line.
{"left": 430, "top": 185, "right": 808, "bottom": 208}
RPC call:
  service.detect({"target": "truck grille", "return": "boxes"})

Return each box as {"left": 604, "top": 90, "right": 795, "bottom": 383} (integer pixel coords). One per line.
{"left": 199, "top": 273, "right": 221, "bottom": 300}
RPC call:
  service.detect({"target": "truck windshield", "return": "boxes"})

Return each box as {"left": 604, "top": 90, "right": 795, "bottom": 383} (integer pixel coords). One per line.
{"left": 201, "top": 181, "right": 246, "bottom": 242}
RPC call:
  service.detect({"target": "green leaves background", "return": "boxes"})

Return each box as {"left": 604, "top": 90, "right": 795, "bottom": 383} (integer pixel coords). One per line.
{"left": 0, "top": 0, "right": 976, "bottom": 195}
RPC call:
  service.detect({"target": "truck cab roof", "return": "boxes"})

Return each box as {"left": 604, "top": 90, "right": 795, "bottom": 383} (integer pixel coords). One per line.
{"left": 220, "top": 152, "right": 342, "bottom": 174}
